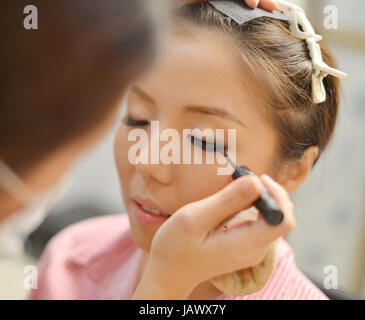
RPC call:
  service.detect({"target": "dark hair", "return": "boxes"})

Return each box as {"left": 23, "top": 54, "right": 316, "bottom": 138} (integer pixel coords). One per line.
{"left": 177, "top": 3, "right": 340, "bottom": 171}
{"left": 0, "top": 0, "right": 161, "bottom": 173}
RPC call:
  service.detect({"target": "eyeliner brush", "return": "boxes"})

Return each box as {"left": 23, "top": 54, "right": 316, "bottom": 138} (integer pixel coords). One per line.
{"left": 188, "top": 135, "right": 284, "bottom": 226}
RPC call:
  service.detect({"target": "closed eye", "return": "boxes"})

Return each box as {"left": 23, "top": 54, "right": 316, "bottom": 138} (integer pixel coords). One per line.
{"left": 122, "top": 115, "right": 149, "bottom": 127}
{"left": 188, "top": 135, "right": 227, "bottom": 155}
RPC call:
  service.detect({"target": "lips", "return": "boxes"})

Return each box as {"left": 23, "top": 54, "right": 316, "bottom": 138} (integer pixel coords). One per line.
{"left": 132, "top": 195, "right": 171, "bottom": 217}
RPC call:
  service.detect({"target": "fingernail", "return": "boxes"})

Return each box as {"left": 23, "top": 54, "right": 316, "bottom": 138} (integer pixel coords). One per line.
{"left": 247, "top": 0, "right": 259, "bottom": 8}
{"left": 261, "top": 174, "right": 273, "bottom": 185}
{"left": 241, "top": 176, "right": 261, "bottom": 198}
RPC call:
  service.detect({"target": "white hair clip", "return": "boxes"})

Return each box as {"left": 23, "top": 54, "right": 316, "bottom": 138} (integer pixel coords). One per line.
{"left": 276, "top": 0, "right": 347, "bottom": 104}
{"left": 209, "top": 0, "right": 347, "bottom": 103}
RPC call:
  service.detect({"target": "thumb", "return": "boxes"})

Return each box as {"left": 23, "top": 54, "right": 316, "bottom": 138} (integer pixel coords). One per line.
{"left": 184, "top": 175, "right": 262, "bottom": 232}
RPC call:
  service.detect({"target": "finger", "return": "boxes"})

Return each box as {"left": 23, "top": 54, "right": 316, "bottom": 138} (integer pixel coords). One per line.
{"left": 260, "top": 174, "right": 293, "bottom": 214}
{"left": 209, "top": 174, "right": 296, "bottom": 252}
{"left": 210, "top": 198, "right": 294, "bottom": 254}
{"left": 245, "top": 0, "right": 259, "bottom": 8}
{"left": 182, "top": 175, "right": 263, "bottom": 233}
{"left": 258, "top": 0, "right": 278, "bottom": 12}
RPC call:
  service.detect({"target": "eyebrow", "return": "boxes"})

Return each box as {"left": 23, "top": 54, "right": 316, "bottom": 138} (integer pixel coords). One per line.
{"left": 131, "top": 85, "right": 155, "bottom": 105}
{"left": 131, "top": 85, "right": 248, "bottom": 129}
{"left": 184, "top": 105, "right": 248, "bottom": 129}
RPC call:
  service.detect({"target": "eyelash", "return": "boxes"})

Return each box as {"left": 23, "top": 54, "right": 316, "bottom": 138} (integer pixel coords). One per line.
{"left": 191, "top": 136, "right": 228, "bottom": 155}
{"left": 122, "top": 116, "right": 228, "bottom": 152}
{"left": 122, "top": 115, "right": 149, "bottom": 127}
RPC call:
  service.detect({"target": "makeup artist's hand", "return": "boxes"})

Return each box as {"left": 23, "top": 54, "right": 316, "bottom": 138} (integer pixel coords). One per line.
{"left": 177, "top": 0, "right": 278, "bottom": 12}
{"left": 132, "top": 174, "right": 295, "bottom": 299}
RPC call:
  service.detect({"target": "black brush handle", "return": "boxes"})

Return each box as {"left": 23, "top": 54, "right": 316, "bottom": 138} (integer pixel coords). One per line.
{"left": 232, "top": 166, "right": 284, "bottom": 226}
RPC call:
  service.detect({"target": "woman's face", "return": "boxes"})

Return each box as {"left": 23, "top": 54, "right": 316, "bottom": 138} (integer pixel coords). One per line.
{"left": 114, "top": 29, "right": 278, "bottom": 252}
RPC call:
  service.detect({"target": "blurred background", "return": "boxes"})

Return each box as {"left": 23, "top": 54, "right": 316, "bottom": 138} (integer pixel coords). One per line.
{"left": 287, "top": 0, "right": 365, "bottom": 297}
{"left": 1, "top": 0, "right": 365, "bottom": 299}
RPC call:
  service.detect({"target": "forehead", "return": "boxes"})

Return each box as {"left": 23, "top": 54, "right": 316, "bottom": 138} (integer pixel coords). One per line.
{"left": 134, "top": 27, "right": 265, "bottom": 126}
{"left": 128, "top": 27, "right": 277, "bottom": 173}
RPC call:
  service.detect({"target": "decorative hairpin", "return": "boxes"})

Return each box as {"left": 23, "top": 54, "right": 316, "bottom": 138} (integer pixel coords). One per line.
{"left": 276, "top": 0, "right": 347, "bottom": 104}
{"left": 209, "top": 0, "right": 347, "bottom": 104}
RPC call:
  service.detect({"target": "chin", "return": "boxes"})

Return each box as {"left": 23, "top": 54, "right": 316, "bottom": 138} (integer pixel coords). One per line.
{"left": 132, "top": 231, "right": 152, "bottom": 253}
{"left": 127, "top": 213, "right": 154, "bottom": 253}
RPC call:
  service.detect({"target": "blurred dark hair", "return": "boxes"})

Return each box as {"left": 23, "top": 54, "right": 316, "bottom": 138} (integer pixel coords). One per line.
{"left": 0, "top": 0, "right": 161, "bottom": 173}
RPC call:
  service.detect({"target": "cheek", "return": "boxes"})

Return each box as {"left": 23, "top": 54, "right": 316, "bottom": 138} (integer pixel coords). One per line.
{"left": 114, "top": 127, "right": 134, "bottom": 191}
{"left": 177, "top": 164, "right": 232, "bottom": 204}
{"left": 235, "top": 131, "right": 277, "bottom": 177}
{"left": 239, "top": 146, "right": 273, "bottom": 175}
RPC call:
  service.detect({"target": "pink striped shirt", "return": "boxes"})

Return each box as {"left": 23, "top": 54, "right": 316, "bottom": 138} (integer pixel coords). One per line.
{"left": 29, "top": 214, "right": 328, "bottom": 300}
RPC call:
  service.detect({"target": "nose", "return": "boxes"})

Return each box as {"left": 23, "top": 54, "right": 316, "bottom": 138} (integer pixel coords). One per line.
{"left": 134, "top": 136, "right": 172, "bottom": 185}
{"left": 135, "top": 162, "right": 172, "bottom": 185}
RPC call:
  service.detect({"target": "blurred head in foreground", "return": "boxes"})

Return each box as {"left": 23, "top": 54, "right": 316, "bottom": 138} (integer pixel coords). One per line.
{"left": 0, "top": 0, "right": 166, "bottom": 221}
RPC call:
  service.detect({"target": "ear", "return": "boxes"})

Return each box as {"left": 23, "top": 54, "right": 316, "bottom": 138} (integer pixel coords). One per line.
{"left": 280, "top": 146, "right": 319, "bottom": 193}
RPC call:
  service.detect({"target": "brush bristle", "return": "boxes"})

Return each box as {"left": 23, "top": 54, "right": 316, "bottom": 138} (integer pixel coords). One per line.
{"left": 188, "top": 135, "right": 218, "bottom": 152}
